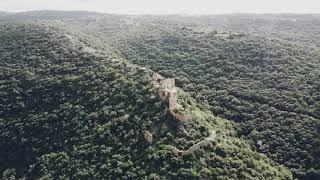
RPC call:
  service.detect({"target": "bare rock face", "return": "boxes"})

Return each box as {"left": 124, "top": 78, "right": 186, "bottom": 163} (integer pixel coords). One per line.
{"left": 144, "top": 131, "right": 153, "bottom": 144}
{"left": 170, "top": 110, "right": 191, "bottom": 122}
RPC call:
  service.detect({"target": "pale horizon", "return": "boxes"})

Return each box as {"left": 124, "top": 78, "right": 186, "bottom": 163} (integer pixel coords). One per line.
{"left": 0, "top": 0, "right": 320, "bottom": 15}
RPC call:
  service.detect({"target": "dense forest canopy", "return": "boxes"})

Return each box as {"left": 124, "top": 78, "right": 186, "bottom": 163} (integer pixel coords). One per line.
{"left": 53, "top": 13, "right": 320, "bottom": 178}
{"left": 109, "top": 24, "right": 320, "bottom": 178}
{"left": 0, "top": 23, "right": 291, "bottom": 179}
{"left": 0, "top": 11, "right": 319, "bottom": 179}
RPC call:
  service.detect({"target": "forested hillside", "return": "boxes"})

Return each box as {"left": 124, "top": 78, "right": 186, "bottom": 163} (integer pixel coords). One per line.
{"left": 0, "top": 11, "right": 319, "bottom": 179}
{"left": 168, "top": 14, "right": 320, "bottom": 47}
{"left": 0, "top": 24, "right": 291, "bottom": 179}
{"left": 106, "top": 22, "right": 320, "bottom": 179}
{"left": 56, "top": 15, "right": 320, "bottom": 179}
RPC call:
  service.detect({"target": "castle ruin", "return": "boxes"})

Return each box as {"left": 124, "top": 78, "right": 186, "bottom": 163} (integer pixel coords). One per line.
{"left": 159, "top": 78, "right": 177, "bottom": 110}
{"left": 159, "top": 78, "right": 190, "bottom": 122}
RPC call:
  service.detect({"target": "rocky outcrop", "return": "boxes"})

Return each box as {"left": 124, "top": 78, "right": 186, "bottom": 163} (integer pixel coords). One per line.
{"left": 144, "top": 130, "right": 153, "bottom": 144}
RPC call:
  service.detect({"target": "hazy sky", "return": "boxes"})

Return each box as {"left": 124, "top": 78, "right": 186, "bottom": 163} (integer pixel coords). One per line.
{"left": 0, "top": 0, "right": 320, "bottom": 14}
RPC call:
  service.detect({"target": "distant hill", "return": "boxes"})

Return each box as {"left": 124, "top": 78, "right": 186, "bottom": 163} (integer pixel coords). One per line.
{"left": 0, "top": 10, "right": 105, "bottom": 22}
{"left": 174, "top": 14, "right": 320, "bottom": 47}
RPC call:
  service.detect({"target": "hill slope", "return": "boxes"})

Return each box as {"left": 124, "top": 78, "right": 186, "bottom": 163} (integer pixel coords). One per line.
{"left": 2, "top": 11, "right": 316, "bottom": 178}
{"left": 62, "top": 17, "right": 320, "bottom": 178}
{"left": 0, "top": 24, "right": 291, "bottom": 179}
{"left": 112, "top": 24, "right": 320, "bottom": 178}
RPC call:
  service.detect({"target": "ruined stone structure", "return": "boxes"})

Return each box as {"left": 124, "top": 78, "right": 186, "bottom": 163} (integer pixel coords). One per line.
{"left": 159, "top": 78, "right": 190, "bottom": 122}
{"left": 139, "top": 70, "right": 191, "bottom": 145}
{"left": 137, "top": 66, "right": 191, "bottom": 123}
{"left": 159, "top": 78, "right": 177, "bottom": 110}
{"left": 144, "top": 130, "right": 153, "bottom": 144}
{"left": 161, "top": 78, "right": 175, "bottom": 89}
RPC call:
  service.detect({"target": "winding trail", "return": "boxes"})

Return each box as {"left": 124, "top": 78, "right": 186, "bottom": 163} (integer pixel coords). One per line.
{"left": 168, "top": 130, "right": 216, "bottom": 155}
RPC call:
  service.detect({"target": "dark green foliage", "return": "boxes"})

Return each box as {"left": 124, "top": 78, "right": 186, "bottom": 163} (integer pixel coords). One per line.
{"left": 0, "top": 24, "right": 166, "bottom": 179}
